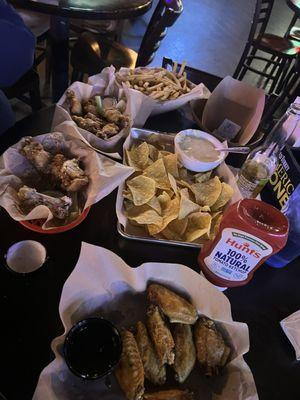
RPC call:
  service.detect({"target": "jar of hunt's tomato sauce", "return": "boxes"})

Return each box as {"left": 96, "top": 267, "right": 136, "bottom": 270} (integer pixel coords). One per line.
{"left": 198, "top": 199, "right": 289, "bottom": 288}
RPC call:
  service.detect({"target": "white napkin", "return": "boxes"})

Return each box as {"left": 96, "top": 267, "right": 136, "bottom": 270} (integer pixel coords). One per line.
{"left": 280, "top": 310, "right": 300, "bottom": 359}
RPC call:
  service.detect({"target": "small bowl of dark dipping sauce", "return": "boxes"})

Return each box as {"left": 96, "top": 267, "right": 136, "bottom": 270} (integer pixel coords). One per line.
{"left": 63, "top": 317, "right": 122, "bottom": 380}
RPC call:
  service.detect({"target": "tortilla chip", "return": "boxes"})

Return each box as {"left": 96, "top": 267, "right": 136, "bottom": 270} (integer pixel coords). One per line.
{"left": 176, "top": 179, "right": 194, "bottom": 192}
{"left": 147, "top": 143, "right": 161, "bottom": 162}
{"left": 123, "top": 188, "right": 133, "bottom": 201}
{"left": 127, "top": 175, "right": 156, "bottom": 206}
{"left": 126, "top": 204, "right": 163, "bottom": 226}
{"left": 161, "top": 217, "right": 188, "bottom": 241}
{"left": 168, "top": 173, "right": 178, "bottom": 195}
{"left": 194, "top": 170, "right": 212, "bottom": 183}
{"left": 163, "top": 153, "right": 179, "bottom": 178}
{"left": 179, "top": 167, "right": 188, "bottom": 180}
{"left": 148, "top": 194, "right": 180, "bottom": 235}
{"left": 191, "top": 176, "right": 222, "bottom": 207}
{"left": 125, "top": 142, "right": 150, "bottom": 171}
{"left": 147, "top": 195, "right": 162, "bottom": 215}
{"left": 157, "top": 191, "right": 171, "bottom": 208}
{"left": 185, "top": 212, "right": 212, "bottom": 242}
{"left": 178, "top": 188, "right": 199, "bottom": 220}
{"left": 143, "top": 158, "right": 170, "bottom": 190}
{"left": 209, "top": 212, "right": 223, "bottom": 239}
{"left": 211, "top": 182, "right": 234, "bottom": 211}
{"left": 160, "top": 150, "right": 172, "bottom": 157}
{"left": 200, "top": 205, "right": 211, "bottom": 212}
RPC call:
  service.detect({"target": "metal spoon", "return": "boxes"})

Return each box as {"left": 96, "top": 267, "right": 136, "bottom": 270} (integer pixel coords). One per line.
{"left": 216, "top": 146, "right": 250, "bottom": 154}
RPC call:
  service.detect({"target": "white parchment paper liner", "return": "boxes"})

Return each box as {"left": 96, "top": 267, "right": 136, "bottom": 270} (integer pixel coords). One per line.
{"left": 33, "top": 242, "right": 257, "bottom": 400}
{"left": 90, "top": 66, "right": 211, "bottom": 127}
{"left": 53, "top": 66, "right": 130, "bottom": 153}
{"left": 280, "top": 309, "right": 300, "bottom": 360}
{"left": 0, "top": 123, "right": 133, "bottom": 229}
{"left": 116, "top": 130, "right": 243, "bottom": 246}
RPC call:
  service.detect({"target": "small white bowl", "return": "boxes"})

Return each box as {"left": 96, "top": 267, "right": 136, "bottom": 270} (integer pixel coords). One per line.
{"left": 174, "top": 129, "right": 227, "bottom": 172}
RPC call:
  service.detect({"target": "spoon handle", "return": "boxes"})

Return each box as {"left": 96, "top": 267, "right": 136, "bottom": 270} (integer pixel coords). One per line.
{"left": 218, "top": 146, "right": 250, "bottom": 154}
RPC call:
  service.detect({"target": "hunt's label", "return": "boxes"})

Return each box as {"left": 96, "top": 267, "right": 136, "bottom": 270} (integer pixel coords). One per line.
{"left": 204, "top": 228, "right": 273, "bottom": 282}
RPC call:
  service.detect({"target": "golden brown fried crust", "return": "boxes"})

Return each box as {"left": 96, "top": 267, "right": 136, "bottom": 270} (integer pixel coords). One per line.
{"left": 147, "top": 284, "right": 198, "bottom": 324}
{"left": 115, "top": 329, "right": 145, "bottom": 400}
{"left": 194, "top": 317, "right": 230, "bottom": 376}
{"left": 143, "top": 389, "right": 194, "bottom": 400}
{"left": 135, "top": 321, "right": 166, "bottom": 385}
{"left": 173, "top": 324, "right": 196, "bottom": 383}
{"left": 49, "top": 155, "right": 89, "bottom": 192}
{"left": 66, "top": 89, "right": 82, "bottom": 115}
{"left": 146, "top": 305, "right": 175, "bottom": 365}
{"left": 69, "top": 95, "right": 129, "bottom": 139}
{"left": 19, "top": 137, "right": 51, "bottom": 172}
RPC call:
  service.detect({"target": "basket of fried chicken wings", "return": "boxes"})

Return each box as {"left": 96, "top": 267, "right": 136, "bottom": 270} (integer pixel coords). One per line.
{"left": 0, "top": 123, "right": 133, "bottom": 232}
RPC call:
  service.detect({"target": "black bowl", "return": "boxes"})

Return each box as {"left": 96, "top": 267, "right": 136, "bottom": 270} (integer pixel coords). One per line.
{"left": 63, "top": 317, "right": 122, "bottom": 380}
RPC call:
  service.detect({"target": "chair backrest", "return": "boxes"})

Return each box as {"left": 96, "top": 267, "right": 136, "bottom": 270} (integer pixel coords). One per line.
{"left": 247, "top": 0, "right": 274, "bottom": 44}
{"left": 136, "top": 0, "right": 183, "bottom": 67}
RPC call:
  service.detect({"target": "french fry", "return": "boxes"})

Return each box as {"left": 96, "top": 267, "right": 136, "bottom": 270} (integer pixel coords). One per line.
{"left": 178, "top": 60, "right": 187, "bottom": 76}
{"left": 172, "top": 61, "right": 178, "bottom": 73}
{"left": 115, "top": 62, "right": 193, "bottom": 102}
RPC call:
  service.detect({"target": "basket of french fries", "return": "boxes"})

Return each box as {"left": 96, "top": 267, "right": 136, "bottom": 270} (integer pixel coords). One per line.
{"left": 116, "top": 128, "right": 242, "bottom": 247}
{"left": 0, "top": 123, "right": 133, "bottom": 232}
{"left": 53, "top": 66, "right": 131, "bottom": 153}
{"left": 114, "top": 62, "right": 211, "bottom": 127}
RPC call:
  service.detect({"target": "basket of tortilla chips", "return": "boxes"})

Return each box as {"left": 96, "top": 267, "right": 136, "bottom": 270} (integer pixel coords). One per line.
{"left": 116, "top": 129, "right": 242, "bottom": 247}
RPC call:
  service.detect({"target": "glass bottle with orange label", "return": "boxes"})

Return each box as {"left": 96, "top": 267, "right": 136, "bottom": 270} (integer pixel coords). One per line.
{"left": 198, "top": 199, "right": 289, "bottom": 288}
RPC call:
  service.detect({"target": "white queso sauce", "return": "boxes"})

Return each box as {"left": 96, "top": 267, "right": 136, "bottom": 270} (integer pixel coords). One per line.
{"left": 179, "top": 136, "right": 221, "bottom": 162}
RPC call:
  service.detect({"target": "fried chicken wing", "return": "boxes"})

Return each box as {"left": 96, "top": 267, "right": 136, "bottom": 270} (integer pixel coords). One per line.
{"left": 147, "top": 284, "right": 198, "bottom": 325}
{"left": 115, "top": 329, "right": 144, "bottom": 400}
{"left": 66, "top": 89, "right": 82, "bottom": 115}
{"left": 146, "top": 305, "right": 175, "bottom": 365}
{"left": 143, "top": 389, "right": 194, "bottom": 400}
{"left": 104, "top": 108, "right": 130, "bottom": 128}
{"left": 173, "top": 324, "right": 196, "bottom": 383}
{"left": 135, "top": 321, "right": 166, "bottom": 385}
{"left": 18, "top": 186, "right": 72, "bottom": 219}
{"left": 72, "top": 115, "right": 102, "bottom": 133}
{"left": 82, "top": 99, "right": 98, "bottom": 115}
{"left": 101, "top": 122, "right": 120, "bottom": 138}
{"left": 19, "top": 137, "right": 51, "bottom": 172}
{"left": 49, "top": 154, "right": 89, "bottom": 192}
{"left": 194, "top": 317, "right": 231, "bottom": 376}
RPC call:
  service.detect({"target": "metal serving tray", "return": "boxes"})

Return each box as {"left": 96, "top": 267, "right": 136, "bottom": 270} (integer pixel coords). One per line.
{"left": 116, "top": 128, "right": 204, "bottom": 249}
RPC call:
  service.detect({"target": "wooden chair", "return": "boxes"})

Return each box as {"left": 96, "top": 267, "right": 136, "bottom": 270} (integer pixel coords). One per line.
{"left": 233, "top": 0, "right": 300, "bottom": 94}
{"left": 70, "top": 0, "right": 183, "bottom": 82}
{"left": 261, "top": 54, "right": 300, "bottom": 127}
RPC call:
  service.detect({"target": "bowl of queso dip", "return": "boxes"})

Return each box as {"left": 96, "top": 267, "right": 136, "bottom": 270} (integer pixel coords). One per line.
{"left": 174, "top": 129, "right": 227, "bottom": 172}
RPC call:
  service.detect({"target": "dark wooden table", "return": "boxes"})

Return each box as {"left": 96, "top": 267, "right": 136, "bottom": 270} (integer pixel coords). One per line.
{"left": 1, "top": 107, "right": 300, "bottom": 400}
{"left": 286, "top": 0, "right": 300, "bottom": 16}
{"left": 10, "top": 0, "right": 152, "bottom": 102}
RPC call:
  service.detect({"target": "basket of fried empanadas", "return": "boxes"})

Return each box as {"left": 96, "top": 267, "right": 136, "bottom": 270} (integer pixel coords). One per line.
{"left": 33, "top": 243, "right": 257, "bottom": 400}
{"left": 115, "top": 283, "right": 232, "bottom": 400}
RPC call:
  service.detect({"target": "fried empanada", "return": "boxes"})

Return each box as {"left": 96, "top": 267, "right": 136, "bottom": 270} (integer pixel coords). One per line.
{"left": 147, "top": 305, "right": 175, "bottom": 365}
{"left": 173, "top": 324, "right": 196, "bottom": 383}
{"left": 147, "top": 284, "right": 198, "bottom": 324}
{"left": 194, "top": 316, "right": 231, "bottom": 376}
{"left": 135, "top": 321, "right": 166, "bottom": 385}
{"left": 143, "top": 389, "right": 194, "bottom": 400}
{"left": 115, "top": 329, "right": 144, "bottom": 400}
